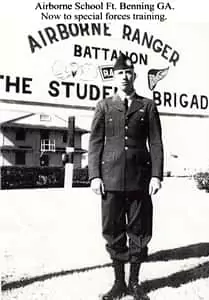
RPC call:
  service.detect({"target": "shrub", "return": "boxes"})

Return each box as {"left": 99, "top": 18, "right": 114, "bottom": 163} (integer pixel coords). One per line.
{"left": 0, "top": 166, "right": 89, "bottom": 189}
{"left": 194, "top": 172, "right": 209, "bottom": 192}
{"left": 72, "top": 167, "right": 89, "bottom": 187}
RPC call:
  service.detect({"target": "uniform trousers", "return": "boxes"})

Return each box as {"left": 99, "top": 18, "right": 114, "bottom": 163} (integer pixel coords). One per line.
{"left": 102, "top": 190, "right": 153, "bottom": 264}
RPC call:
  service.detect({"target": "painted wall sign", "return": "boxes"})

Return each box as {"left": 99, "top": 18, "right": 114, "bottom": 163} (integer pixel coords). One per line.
{"left": 0, "top": 2, "right": 209, "bottom": 117}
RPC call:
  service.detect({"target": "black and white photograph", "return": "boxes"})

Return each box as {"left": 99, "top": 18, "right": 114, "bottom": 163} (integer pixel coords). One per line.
{"left": 1, "top": 1, "right": 209, "bottom": 299}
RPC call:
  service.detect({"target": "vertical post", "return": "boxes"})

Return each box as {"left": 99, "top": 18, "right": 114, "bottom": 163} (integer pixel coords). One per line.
{"left": 0, "top": 167, "right": 2, "bottom": 190}
{"left": 64, "top": 116, "right": 75, "bottom": 190}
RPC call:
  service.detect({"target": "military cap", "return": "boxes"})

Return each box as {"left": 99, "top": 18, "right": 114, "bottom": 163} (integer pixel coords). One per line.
{"left": 113, "top": 52, "right": 134, "bottom": 70}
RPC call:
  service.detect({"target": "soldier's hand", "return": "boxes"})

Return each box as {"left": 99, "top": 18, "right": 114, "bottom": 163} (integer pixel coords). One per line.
{"left": 149, "top": 177, "right": 161, "bottom": 196}
{"left": 91, "top": 178, "right": 105, "bottom": 195}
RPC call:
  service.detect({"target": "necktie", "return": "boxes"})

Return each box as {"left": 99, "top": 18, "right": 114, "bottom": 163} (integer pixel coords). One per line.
{"left": 124, "top": 98, "right": 128, "bottom": 112}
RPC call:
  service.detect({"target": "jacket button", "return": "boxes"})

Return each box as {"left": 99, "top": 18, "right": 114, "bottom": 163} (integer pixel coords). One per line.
{"left": 125, "top": 136, "right": 128, "bottom": 140}
{"left": 125, "top": 126, "right": 128, "bottom": 130}
{"left": 102, "top": 161, "right": 105, "bottom": 164}
{"left": 125, "top": 146, "right": 128, "bottom": 150}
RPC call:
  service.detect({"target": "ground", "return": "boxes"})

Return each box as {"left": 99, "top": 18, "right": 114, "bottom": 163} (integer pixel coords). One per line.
{"left": 1, "top": 177, "right": 209, "bottom": 299}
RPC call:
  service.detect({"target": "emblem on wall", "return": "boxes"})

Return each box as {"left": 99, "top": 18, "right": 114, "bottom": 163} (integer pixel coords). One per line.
{"left": 148, "top": 67, "right": 169, "bottom": 90}
{"left": 52, "top": 61, "right": 98, "bottom": 81}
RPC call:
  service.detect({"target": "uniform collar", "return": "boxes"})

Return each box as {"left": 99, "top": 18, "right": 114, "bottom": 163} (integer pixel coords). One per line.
{"left": 112, "top": 92, "right": 144, "bottom": 116}
{"left": 117, "top": 90, "right": 136, "bottom": 101}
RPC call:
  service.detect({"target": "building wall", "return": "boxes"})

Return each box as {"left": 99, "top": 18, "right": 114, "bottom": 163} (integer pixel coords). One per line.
{"left": 74, "top": 134, "right": 81, "bottom": 149}
{"left": 1, "top": 127, "right": 40, "bottom": 166}
{"left": 74, "top": 153, "right": 82, "bottom": 168}
{"left": 1, "top": 151, "right": 14, "bottom": 166}
{"left": 0, "top": 127, "right": 84, "bottom": 168}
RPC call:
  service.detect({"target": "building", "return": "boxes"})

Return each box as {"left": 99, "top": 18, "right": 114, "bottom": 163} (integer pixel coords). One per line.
{"left": 1, "top": 107, "right": 209, "bottom": 178}
{"left": 0, "top": 111, "right": 89, "bottom": 168}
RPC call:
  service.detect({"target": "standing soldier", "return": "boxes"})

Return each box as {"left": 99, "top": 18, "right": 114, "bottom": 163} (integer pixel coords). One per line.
{"left": 88, "top": 53, "right": 164, "bottom": 300}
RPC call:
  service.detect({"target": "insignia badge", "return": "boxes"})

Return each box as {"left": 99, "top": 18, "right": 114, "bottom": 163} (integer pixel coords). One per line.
{"left": 148, "top": 67, "right": 169, "bottom": 90}
{"left": 125, "top": 59, "right": 132, "bottom": 67}
{"left": 99, "top": 65, "right": 114, "bottom": 81}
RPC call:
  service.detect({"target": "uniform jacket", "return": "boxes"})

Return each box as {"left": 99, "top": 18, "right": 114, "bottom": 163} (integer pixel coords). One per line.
{"left": 88, "top": 93, "right": 164, "bottom": 191}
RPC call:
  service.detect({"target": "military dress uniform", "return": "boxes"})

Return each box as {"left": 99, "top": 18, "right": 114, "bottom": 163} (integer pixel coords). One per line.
{"left": 88, "top": 92, "right": 163, "bottom": 263}
{"left": 88, "top": 52, "right": 163, "bottom": 300}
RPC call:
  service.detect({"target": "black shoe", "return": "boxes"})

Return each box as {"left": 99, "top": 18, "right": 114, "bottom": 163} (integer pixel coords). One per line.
{"left": 102, "top": 280, "right": 128, "bottom": 300}
{"left": 128, "top": 281, "right": 150, "bottom": 300}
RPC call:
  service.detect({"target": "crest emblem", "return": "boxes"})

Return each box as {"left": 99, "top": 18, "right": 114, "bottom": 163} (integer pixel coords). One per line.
{"left": 148, "top": 67, "right": 169, "bottom": 90}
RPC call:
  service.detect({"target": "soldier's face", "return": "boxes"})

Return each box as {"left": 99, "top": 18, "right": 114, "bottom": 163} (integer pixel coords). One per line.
{"left": 114, "top": 68, "right": 135, "bottom": 93}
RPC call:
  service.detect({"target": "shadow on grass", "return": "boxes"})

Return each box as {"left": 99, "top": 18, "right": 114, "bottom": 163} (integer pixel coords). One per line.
{"left": 147, "top": 242, "right": 209, "bottom": 262}
{"left": 142, "top": 260, "right": 209, "bottom": 294}
{"left": 1, "top": 263, "right": 112, "bottom": 291}
{"left": 2, "top": 242, "right": 209, "bottom": 292}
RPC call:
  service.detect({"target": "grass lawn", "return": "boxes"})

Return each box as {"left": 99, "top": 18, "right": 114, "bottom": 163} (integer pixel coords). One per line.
{"left": 1, "top": 177, "right": 209, "bottom": 299}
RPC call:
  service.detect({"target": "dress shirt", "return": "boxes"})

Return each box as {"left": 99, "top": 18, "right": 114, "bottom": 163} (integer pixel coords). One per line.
{"left": 118, "top": 90, "right": 136, "bottom": 108}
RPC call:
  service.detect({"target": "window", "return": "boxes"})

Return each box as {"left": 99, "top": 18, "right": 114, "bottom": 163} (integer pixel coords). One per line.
{"left": 40, "top": 114, "right": 51, "bottom": 122}
{"left": 63, "top": 132, "right": 67, "bottom": 143}
{"left": 15, "top": 151, "right": 26, "bottom": 165}
{"left": 16, "top": 128, "right": 25, "bottom": 141}
{"left": 40, "top": 129, "right": 49, "bottom": 140}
